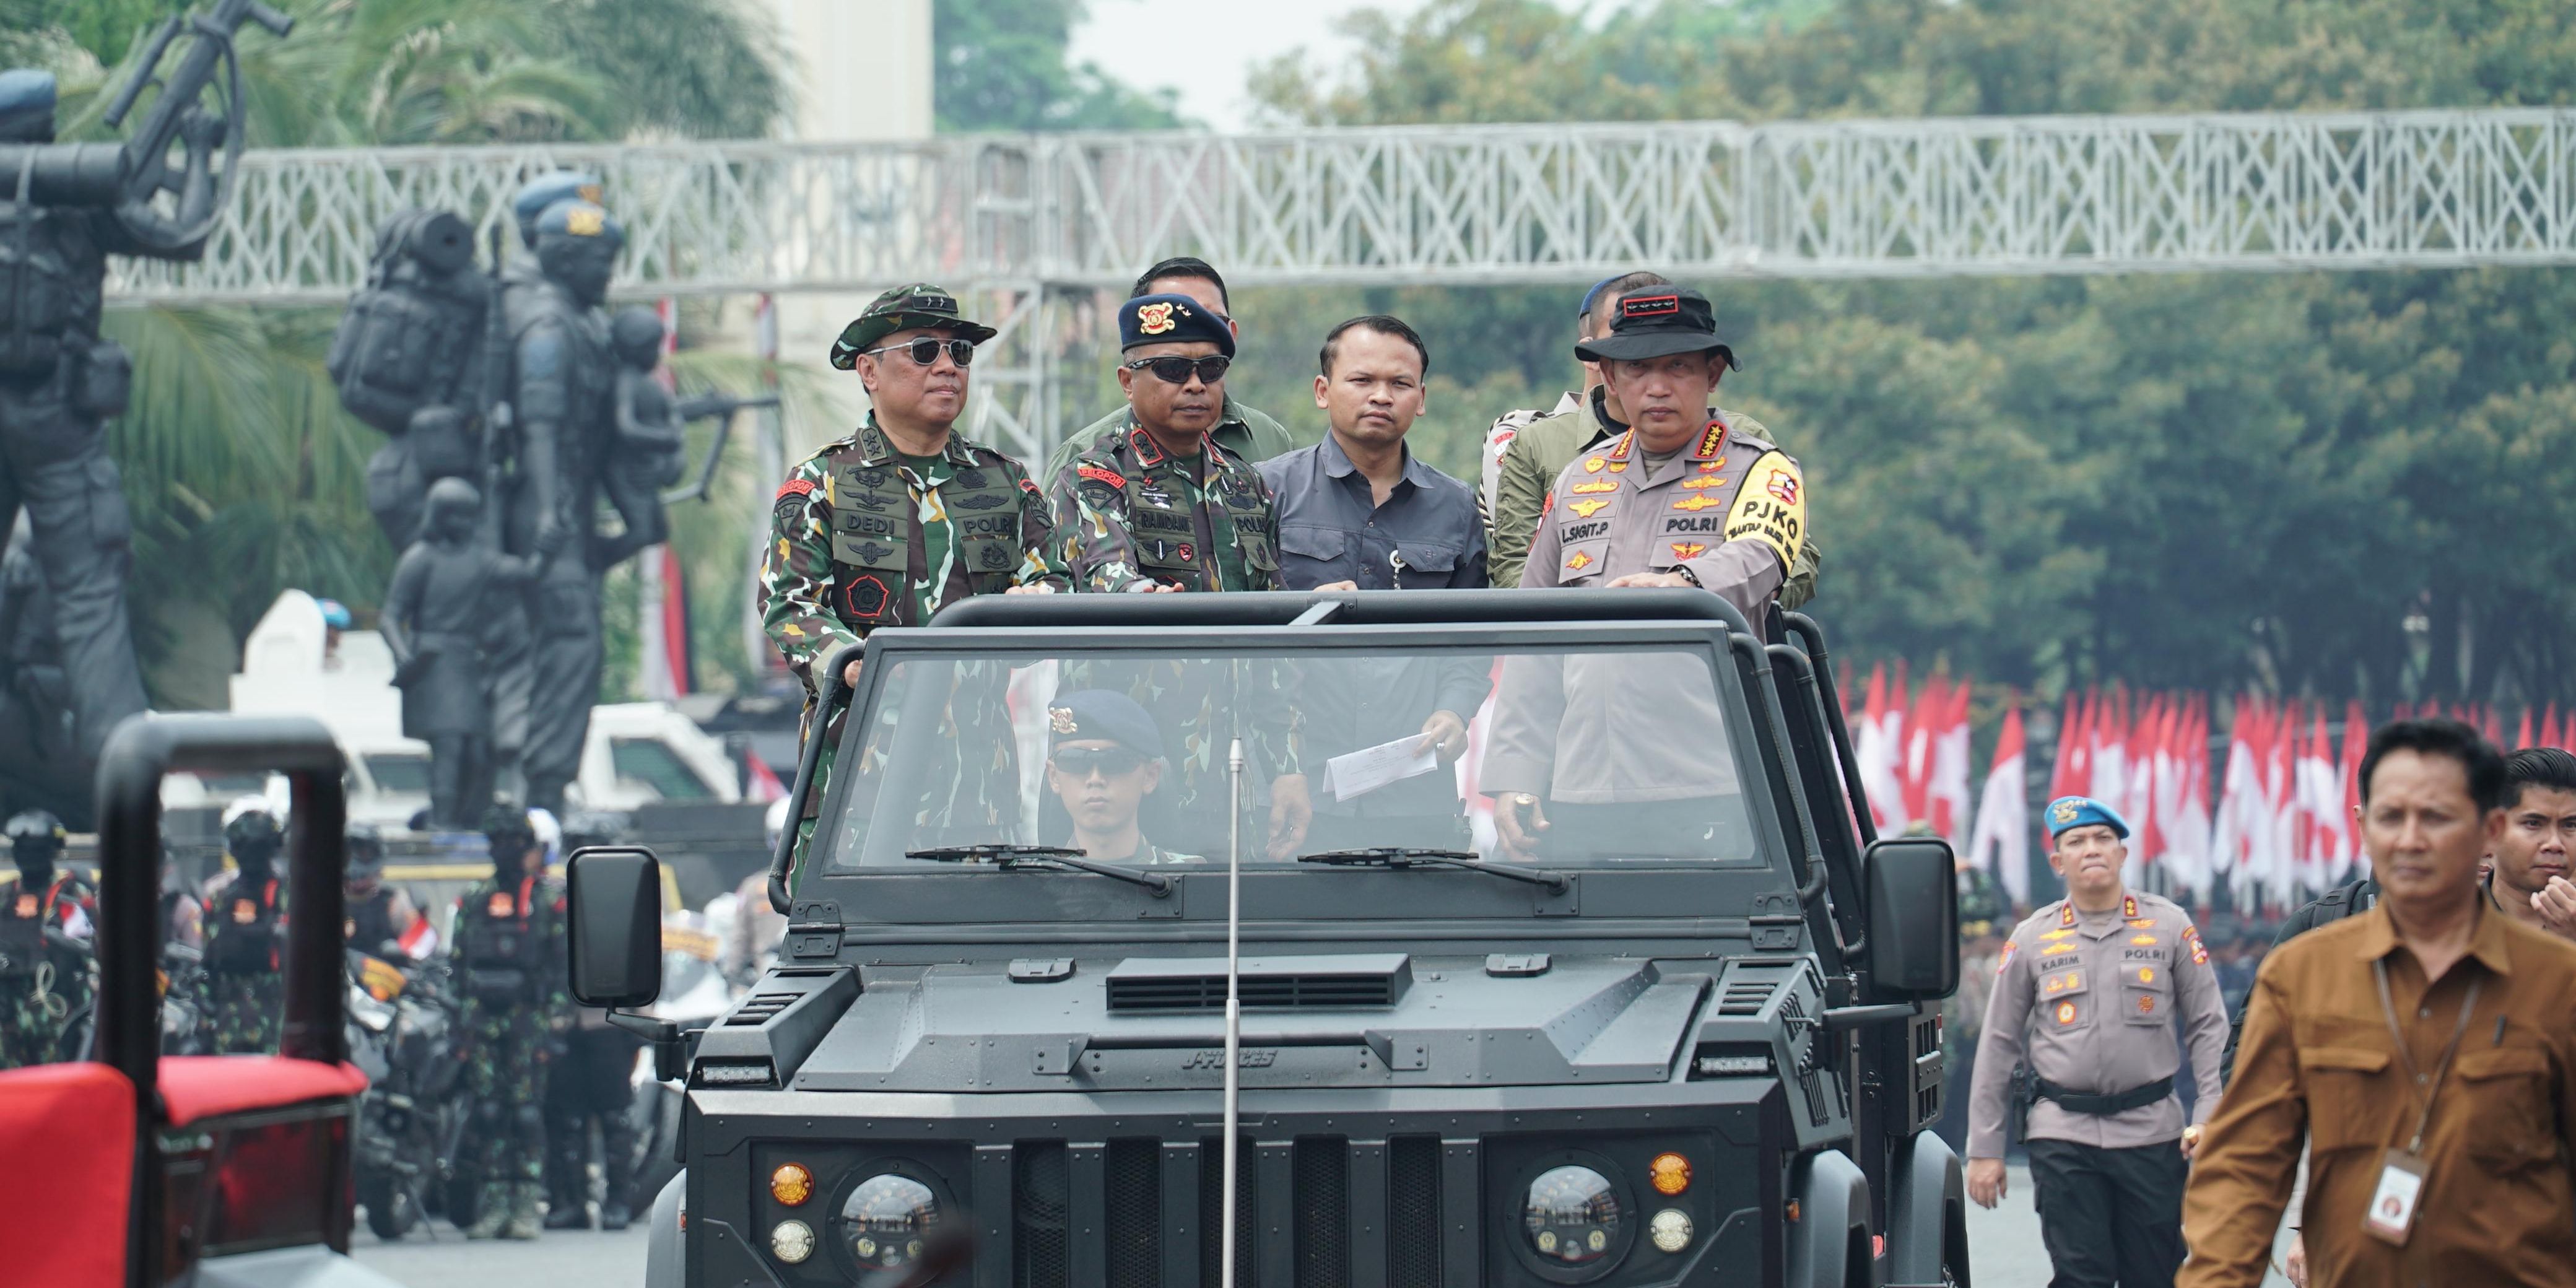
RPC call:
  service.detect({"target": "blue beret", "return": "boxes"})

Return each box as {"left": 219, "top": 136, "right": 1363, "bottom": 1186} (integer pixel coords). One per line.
{"left": 513, "top": 172, "right": 603, "bottom": 239}
{"left": 533, "top": 198, "right": 624, "bottom": 248}
{"left": 1047, "top": 689, "right": 1164, "bottom": 759}
{"left": 1119, "top": 293, "right": 1234, "bottom": 358}
{"left": 2045, "top": 796, "right": 2130, "bottom": 842}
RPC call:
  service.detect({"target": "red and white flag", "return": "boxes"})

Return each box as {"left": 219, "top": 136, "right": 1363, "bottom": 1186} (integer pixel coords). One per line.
{"left": 1966, "top": 695, "right": 2030, "bottom": 907}
{"left": 1928, "top": 680, "right": 1974, "bottom": 848}
{"left": 2166, "top": 697, "right": 2214, "bottom": 900}
{"left": 2332, "top": 700, "right": 2366, "bottom": 884}
{"left": 1856, "top": 664, "right": 1907, "bottom": 835}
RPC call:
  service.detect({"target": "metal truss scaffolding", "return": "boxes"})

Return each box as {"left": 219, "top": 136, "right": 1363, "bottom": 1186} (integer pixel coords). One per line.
{"left": 111, "top": 110, "right": 2576, "bottom": 456}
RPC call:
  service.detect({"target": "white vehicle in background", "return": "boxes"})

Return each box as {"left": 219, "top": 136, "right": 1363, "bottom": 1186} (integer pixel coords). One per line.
{"left": 170, "top": 591, "right": 742, "bottom": 827}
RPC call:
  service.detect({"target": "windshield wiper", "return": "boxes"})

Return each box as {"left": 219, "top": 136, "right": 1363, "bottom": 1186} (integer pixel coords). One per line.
{"left": 1297, "top": 846, "right": 1570, "bottom": 894}
{"left": 905, "top": 844, "right": 1173, "bottom": 896}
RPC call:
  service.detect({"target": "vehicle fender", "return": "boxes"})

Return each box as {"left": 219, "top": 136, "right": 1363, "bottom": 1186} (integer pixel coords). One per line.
{"left": 1786, "top": 1148, "right": 1872, "bottom": 1288}
{"left": 1883, "top": 1132, "right": 1964, "bottom": 1286}
{"left": 646, "top": 1169, "right": 685, "bottom": 1288}
{"left": 189, "top": 1246, "right": 408, "bottom": 1288}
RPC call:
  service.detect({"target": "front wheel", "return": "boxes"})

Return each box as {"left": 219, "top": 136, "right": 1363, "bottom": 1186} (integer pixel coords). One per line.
{"left": 360, "top": 1173, "right": 417, "bottom": 1240}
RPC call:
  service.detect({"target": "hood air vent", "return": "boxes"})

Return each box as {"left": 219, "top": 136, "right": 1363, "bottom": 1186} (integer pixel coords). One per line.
{"left": 1106, "top": 954, "right": 1411, "bottom": 1013}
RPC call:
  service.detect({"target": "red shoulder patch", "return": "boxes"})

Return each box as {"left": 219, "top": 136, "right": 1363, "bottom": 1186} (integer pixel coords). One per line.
{"left": 1020, "top": 477, "right": 1042, "bottom": 495}
{"left": 775, "top": 477, "right": 816, "bottom": 502}
{"left": 1076, "top": 464, "right": 1126, "bottom": 488}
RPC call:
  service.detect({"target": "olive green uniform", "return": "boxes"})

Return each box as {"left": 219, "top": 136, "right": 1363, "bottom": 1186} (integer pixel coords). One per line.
{"left": 0, "top": 871, "right": 92, "bottom": 1068}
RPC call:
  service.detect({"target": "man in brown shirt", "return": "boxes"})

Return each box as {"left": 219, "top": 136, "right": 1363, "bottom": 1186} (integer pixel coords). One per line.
{"left": 2182, "top": 719, "right": 2576, "bottom": 1288}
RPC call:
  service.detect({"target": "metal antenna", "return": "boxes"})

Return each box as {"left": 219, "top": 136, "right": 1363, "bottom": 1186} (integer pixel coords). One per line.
{"left": 1221, "top": 735, "right": 1245, "bottom": 1288}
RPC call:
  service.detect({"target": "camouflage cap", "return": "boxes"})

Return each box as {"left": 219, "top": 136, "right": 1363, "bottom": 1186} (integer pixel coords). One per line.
{"left": 830, "top": 283, "right": 996, "bottom": 370}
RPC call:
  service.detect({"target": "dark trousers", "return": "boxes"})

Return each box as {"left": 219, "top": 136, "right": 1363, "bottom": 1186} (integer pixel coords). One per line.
{"left": 2026, "top": 1138, "right": 2187, "bottom": 1288}
{"left": 545, "top": 1023, "right": 642, "bottom": 1210}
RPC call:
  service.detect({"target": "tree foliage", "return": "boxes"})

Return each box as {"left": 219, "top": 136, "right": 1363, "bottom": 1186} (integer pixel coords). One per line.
{"left": 1230, "top": 0, "right": 2576, "bottom": 710}
{"left": 932, "top": 0, "right": 1185, "bottom": 133}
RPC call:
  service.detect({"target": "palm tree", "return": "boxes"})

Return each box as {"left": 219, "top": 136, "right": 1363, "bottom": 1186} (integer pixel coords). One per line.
{"left": 14, "top": 0, "right": 790, "bottom": 704}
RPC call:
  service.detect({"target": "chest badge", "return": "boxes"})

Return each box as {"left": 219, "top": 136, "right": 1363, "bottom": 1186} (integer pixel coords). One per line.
{"left": 1679, "top": 476, "right": 1726, "bottom": 490}
{"left": 1568, "top": 499, "right": 1610, "bottom": 518}
{"left": 2054, "top": 1001, "right": 2078, "bottom": 1026}
{"left": 489, "top": 892, "right": 515, "bottom": 918}
{"left": 1583, "top": 457, "right": 1606, "bottom": 474}
{"left": 12, "top": 894, "right": 33, "bottom": 918}
{"left": 1671, "top": 541, "right": 1708, "bottom": 560}
{"left": 1670, "top": 494, "right": 1723, "bottom": 512}
{"left": 2129, "top": 934, "right": 2158, "bottom": 946}
{"left": 232, "top": 899, "right": 258, "bottom": 925}
{"left": 1570, "top": 481, "right": 1617, "bottom": 495}
{"left": 1565, "top": 550, "right": 1595, "bottom": 572}
{"left": 2136, "top": 995, "right": 2157, "bottom": 1015}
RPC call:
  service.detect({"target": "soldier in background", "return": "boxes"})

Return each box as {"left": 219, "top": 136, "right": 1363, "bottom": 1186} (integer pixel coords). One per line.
{"left": 0, "top": 808, "right": 91, "bottom": 1066}
{"left": 1966, "top": 797, "right": 2230, "bottom": 1288}
{"left": 450, "top": 801, "right": 570, "bottom": 1239}
{"left": 196, "top": 799, "right": 289, "bottom": 1054}
{"left": 341, "top": 824, "right": 423, "bottom": 961}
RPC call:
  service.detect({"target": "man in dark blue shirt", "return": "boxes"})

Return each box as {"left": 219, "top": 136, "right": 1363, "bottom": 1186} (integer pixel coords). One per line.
{"left": 1260, "top": 316, "right": 1490, "bottom": 853}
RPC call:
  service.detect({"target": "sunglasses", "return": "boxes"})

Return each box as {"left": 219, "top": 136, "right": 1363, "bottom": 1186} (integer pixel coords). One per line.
{"left": 1051, "top": 747, "right": 1149, "bottom": 776}
{"left": 1123, "top": 355, "right": 1230, "bottom": 385}
{"left": 861, "top": 337, "right": 978, "bottom": 367}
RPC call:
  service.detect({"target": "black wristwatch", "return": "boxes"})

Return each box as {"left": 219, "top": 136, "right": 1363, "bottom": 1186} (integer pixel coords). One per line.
{"left": 1673, "top": 564, "right": 1704, "bottom": 589}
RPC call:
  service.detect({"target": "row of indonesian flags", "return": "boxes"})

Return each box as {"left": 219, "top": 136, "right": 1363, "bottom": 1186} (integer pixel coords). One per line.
{"left": 1852, "top": 664, "right": 2576, "bottom": 913}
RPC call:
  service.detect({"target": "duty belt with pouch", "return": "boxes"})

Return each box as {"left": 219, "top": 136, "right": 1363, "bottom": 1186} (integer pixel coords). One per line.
{"left": 2008, "top": 1064, "right": 2035, "bottom": 1142}
{"left": 2032, "top": 1073, "right": 2174, "bottom": 1115}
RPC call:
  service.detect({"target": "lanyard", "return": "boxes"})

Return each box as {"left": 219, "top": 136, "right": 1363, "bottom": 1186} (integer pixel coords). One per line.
{"left": 2371, "top": 958, "right": 2481, "bottom": 1154}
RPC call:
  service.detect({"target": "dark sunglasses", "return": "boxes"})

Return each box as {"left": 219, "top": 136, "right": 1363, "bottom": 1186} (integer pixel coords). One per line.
{"left": 1123, "top": 354, "right": 1230, "bottom": 385}
{"left": 1051, "top": 746, "right": 1149, "bottom": 776}
{"left": 862, "top": 336, "right": 978, "bottom": 367}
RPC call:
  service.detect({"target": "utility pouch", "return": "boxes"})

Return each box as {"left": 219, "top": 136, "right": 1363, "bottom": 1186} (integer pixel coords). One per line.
{"left": 71, "top": 339, "right": 131, "bottom": 420}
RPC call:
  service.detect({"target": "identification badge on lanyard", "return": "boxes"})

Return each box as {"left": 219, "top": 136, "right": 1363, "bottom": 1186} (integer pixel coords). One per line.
{"left": 2362, "top": 1147, "right": 2427, "bottom": 1245}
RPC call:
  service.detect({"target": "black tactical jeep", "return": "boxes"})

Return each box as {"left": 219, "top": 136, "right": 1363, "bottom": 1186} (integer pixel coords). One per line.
{"left": 568, "top": 589, "right": 1967, "bottom": 1288}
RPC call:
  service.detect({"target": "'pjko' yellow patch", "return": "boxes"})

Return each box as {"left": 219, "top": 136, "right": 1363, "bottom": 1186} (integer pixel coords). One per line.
{"left": 1720, "top": 450, "right": 1803, "bottom": 574}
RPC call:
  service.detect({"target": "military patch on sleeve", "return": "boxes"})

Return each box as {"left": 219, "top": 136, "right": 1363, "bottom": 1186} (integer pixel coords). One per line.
{"left": 1996, "top": 941, "right": 2016, "bottom": 974}
{"left": 1020, "top": 477, "right": 1043, "bottom": 497}
{"left": 773, "top": 476, "right": 816, "bottom": 521}
{"left": 843, "top": 573, "right": 892, "bottom": 621}
{"left": 1076, "top": 464, "right": 1126, "bottom": 489}
{"left": 1721, "top": 449, "right": 1804, "bottom": 575}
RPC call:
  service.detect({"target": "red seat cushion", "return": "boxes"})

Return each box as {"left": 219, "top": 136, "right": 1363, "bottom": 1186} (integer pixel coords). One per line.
{"left": 157, "top": 1055, "right": 370, "bottom": 1128}
{"left": 0, "top": 1062, "right": 134, "bottom": 1288}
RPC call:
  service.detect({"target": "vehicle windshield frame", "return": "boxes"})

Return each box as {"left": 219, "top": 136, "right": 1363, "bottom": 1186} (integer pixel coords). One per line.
{"left": 803, "top": 617, "right": 1806, "bottom": 936}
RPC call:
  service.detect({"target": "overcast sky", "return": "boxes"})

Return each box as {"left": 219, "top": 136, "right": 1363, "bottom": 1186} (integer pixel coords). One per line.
{"left": 1068, "top": 0, "right": 1439, "bottom": 132}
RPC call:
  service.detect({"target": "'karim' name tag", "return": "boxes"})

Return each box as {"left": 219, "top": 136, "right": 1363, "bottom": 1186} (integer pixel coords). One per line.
{"left": 2362, "top": 1149, "right": 2426, "bottom": 1246}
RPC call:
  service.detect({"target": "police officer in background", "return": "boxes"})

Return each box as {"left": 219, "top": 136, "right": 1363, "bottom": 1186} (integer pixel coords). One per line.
{"left": 1965, "top": 797, "right": 2230, "bottom": 1288}
{"left": 196, "top": 799, "right": 289, "bottom": 1054}
{"left": 450, "top": 801, "right": 570, "bottom": 1240}
{"left": 0, "top": 808, "right": 92, "bottom": 1067}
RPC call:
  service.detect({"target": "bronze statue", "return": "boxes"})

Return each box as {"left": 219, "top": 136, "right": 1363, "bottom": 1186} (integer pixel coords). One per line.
{"left": 380, "top": 477, "right": 544, "bottom": 829}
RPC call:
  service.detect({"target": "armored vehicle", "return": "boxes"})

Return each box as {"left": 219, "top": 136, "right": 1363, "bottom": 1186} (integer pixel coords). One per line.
{"left": 570, "top": 590, "right": 1967, "bottom": 1288}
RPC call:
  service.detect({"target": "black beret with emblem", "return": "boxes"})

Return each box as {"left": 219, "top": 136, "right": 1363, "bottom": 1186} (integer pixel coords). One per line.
{"left": 1573, "top": 285, "right": 1739, "bottom": 369}
{"left": 1046, "top": 689, "right": 1166, "bottom": 758}
{"left": 1118, "top": 292, "right": 1235, "bottom": 358}
{"left": 832, "top": 282, "right": 998, "bottom": 369}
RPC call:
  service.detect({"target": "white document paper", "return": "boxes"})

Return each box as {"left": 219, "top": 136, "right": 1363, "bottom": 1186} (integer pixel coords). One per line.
{"left": 1319, "top": 736, "right": 1440, "bottom": 803}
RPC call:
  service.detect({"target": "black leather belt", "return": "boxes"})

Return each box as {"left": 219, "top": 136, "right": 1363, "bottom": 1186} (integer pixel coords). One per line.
{"left": 2032, "top": 1074, "right": 2172, "bottom": 1115}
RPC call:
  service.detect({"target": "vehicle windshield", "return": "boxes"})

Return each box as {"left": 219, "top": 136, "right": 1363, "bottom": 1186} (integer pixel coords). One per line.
{"left": 824, "top": 643, "right": 1759, "bottom": 871}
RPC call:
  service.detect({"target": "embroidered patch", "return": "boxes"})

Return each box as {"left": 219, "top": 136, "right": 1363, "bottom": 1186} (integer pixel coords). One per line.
{"left": 1671, "top": 494, "right": 1723, "bottom": 512}
{"left": 1568, "top": 499, "right": 1611, "bottom": 518}
{"left": 775, "top": 477, "right": 817, "bottom": 502}
{"left": 2055, "top": 1001, "right": 2078, "bottom": 1026}
{"left": 1583, "top": 457, "right": 1606, "bottom": 474}
{"left": 1620, "top": 293, "right": 1681, "bottom": 319}
{"left": 1566, "top": 550, "right": 1595, "bottom": 572}
{"left": 12, "top": 894, "right": 33, "bottom": 918}
{"left": 1570, "top": 481, "right": 1618, "bottom": 495}
{"left": 1679, "top": 476, "right": 1726, "bottom": 490}
{"left": 487, "top": 892, "right": 514, "bottom": 918}
{"left": 231, "top": 899, "right": 257, "bottom": 925}
{"left": 1671, "top": 542, "right": 1708, "bottom": 560}
{"left": 1177, "top": 542, "right": 1195, "bottom": 563}
{"left": 2053, "top": 800, "right": 2081, "bottom": 824}
{"left": 1136, "top": 301, "right": 1179, "bottom": 334}
{"left": 845, "top": 573, "right": 892, "bottom": 620}
{"left": 2136, "top": 995, "right": 2156, "bottom": 1015}
{"left": 1076, "top": 464, "right": 1126, "bottom": 488}
{"left": 1767, "top": 469, "right": 1801, "bottom": 505}
{"left": 1997, "top": 942, "right": 2017, "bottom": 974}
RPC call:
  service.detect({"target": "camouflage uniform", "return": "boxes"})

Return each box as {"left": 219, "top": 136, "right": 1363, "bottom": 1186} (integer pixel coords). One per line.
{"left": 194, "top": 867, "right": 285, "bottom": 1055}
{"left": 760, "top": 415, "right": 1066, "bottom": 858}
{"left": 450, "top": 868, "right": 570, "bottom": 1236}
{"left": 0, "top": 868, "right": 94, "bottom": 1068}
{"left": 1046, "top": 419, "right": 1285, "bottom": 594}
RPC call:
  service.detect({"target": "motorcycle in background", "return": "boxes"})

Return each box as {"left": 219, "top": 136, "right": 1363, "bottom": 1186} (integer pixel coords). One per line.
{"left": 346, "top": 949, "right": 467, "bottom": 1239}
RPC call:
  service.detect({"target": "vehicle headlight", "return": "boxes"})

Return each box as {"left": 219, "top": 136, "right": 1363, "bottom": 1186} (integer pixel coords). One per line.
{"left": 1522, "top": 1164, "right": 1625, "bottom": 1274}
{"left": 840, "top": 1173, "right": 938, "bottom": 1273}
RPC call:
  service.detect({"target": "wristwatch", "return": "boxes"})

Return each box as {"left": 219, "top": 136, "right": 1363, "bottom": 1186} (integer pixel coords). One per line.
{"left": 1673, "top": 564, "right": 1703, "bottom": 589}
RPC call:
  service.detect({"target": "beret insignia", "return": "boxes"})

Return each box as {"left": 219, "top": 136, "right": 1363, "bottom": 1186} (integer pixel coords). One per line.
{"left": 1048, "top": 706, "right": 1078, "bottom": 735}
{"left": 1136, "top": 301, "right": 1179, "bottom": 334}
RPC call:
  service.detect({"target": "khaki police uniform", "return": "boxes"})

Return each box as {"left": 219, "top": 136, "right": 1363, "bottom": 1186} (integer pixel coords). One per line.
{"left": 1968, "top": 889, "right": 2230, "bottom": 1288}
{"left": 1514, "top": 416, "right": 1803, "bottom": 623}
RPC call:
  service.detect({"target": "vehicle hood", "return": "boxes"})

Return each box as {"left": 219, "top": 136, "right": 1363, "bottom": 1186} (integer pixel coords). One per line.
{"left": 790, "top": 953, "right": 1709, "bottom": 1093}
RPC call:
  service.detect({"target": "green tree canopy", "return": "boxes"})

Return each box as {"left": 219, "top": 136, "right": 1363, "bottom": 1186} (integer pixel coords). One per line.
{"left": 933, "top": 0, "right": 1185, "bottom": 132}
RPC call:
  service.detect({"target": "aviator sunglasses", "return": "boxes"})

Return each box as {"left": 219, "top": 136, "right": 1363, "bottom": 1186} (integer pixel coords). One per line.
{"left": 860, "top": 336, "right": 979, "bottom": 367}
{"left": 1050, "top": 746, "right": 1149, "bottom": 776}
{"left": 1122, "top": 354, "right": 1231, "bottom": 385}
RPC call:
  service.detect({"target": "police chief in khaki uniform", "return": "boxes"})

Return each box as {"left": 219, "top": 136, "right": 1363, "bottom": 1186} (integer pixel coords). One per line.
{"left": 1489, "top": 287, "right": 1801, "bottom": 859}
{"left": 1967, "top": 797, "right": 2230, "bottom": 1288}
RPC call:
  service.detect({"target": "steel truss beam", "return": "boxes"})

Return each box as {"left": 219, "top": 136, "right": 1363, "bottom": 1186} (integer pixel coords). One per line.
{"left": 108, "top": 111, "right": 2576, "bottom": 456}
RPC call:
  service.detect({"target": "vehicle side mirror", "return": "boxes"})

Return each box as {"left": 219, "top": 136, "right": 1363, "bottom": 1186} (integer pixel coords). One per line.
{"left": 567, "top": 846, "right": 663, "bottom": 1009}
{"left": 1863, "top": 837, "right": 1959, "bottom": 999}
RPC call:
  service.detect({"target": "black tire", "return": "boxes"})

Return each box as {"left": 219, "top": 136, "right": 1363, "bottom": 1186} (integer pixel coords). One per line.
{"left": 360, "top": 1174, "right": 416, "bottom": 1241}
{"left": 628, "top": 1086, "right": 683, "bottom": 1207}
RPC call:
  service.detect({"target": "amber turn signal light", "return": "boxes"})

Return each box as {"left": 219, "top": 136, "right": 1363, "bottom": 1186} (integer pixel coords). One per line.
{"left": 1648, "top": 1152, "right": 1691, "bottom": 1196}
{"left": 771, "top": 1162, "right": 815, "bottom": 1206}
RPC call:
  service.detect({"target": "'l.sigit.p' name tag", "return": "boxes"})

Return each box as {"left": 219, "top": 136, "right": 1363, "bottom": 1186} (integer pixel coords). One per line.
{"left": 2362, "top": 1149, "right": 2426, "bottom": 1245}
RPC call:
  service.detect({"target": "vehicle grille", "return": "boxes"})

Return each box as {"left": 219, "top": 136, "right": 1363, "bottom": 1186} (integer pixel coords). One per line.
{"left": 723, "top": 991, "right": 798, "bottom": 1025}
{"left": 995, "top": 1133, "right": 1456, "bottom": 1287}
{"left": 1107, "top": 973, "right": 1397, "bottom": 1012}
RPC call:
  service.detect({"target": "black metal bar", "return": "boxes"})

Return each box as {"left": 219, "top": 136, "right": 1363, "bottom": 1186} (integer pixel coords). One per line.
{"left": 1347, "top": 1140, "right": 1387, "bottom": 1288}
{"left": 933, "top": 585, "right": 1756, "bottom": 635}
{"left": 971, "top": 1144, "right": 1013, "bottom": 1288}
{"left": 1782, "top": 613, "right": 1878, "bottom": 846}
{"left": 1767, "top": 643, "right": 1869, "bottom": 961}
{"left": 1256, "top": 1140, "right": 1295, "bottom": 1288}
{"left": 766, "top": 641, "right": 862, "bottom": 913}
{"left": 1437, "top": 1139, "right": 1479, "bottom": 1288}
{"left": 1161, "top": 1141, "right": 1201, "bottom": 1288}
{"left": 93, "top": 711, "right": 346, "bottom": 1286}
{"left": 1730, "top": 634, "right": 1849, "bottom": 971}
{"left": 1068, "top": 1142, "right": 1107, "bottom": 1288}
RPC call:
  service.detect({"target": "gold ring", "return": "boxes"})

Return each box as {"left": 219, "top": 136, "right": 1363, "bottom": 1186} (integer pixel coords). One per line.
{"left": 1515, "top": 794, "right": 1536, "bottom": 807}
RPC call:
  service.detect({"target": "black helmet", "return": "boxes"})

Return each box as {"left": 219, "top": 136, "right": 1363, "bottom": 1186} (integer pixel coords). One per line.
{"left": 346, "top": 823, "right": 385, "bottom": 878}
{"left": 481, "top": 798, "right": 535, "bottom": 871}
{"left": 222, "top": 798, "right": 285, "bottom": 866}
{"left": 6, "top": 808, "right": 64, "bottom": 869}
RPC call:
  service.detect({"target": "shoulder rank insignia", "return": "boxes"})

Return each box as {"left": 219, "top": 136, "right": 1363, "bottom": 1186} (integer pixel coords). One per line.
{"left": 1671, "top": 493, "right": 1723, "bottom": 512}
{"left": 1694, "top": 419, "right": 1728, "bottom": 458}
{"left": 2058, "top": 904, "right": 2077, "bottom": 928}
{"left": 1583, "top": 456, "right": 1606, "bottom": 474}
{"left": 2122, "top": 895, "right": 2139, "bottom": 918}
{"left": 1568, "top": 499, "right": 1611, "bottom": 518}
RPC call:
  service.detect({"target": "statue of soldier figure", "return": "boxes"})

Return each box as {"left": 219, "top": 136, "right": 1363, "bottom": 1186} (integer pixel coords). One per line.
{"left": 0, "top": 71, "right": 175, "bottom": 802}
{"left": 380, "top": 477, "right": 546, "bottom": 829}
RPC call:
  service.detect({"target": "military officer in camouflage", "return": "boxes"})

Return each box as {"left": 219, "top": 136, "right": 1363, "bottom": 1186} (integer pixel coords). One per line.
{"left": 1038, "top": 256, "right": 1298, "bottom": 484}
{"left": 760, "top": 284, "right": 1066, "bottom": 861}
{"left": 450, "top": 802, "right": 571, "bottom": 1240}
{"left": 1965, "top": 796, "right": 2230, "bottom": 1288}
{"left": 1048, "top": 293, "right": 1285, "bottom": 594}
{"left": 195, "top": 799, "right": 289, "bottom": 1054}
{"left": 0, "top": 808, "right": 92, "bottom": 1068}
